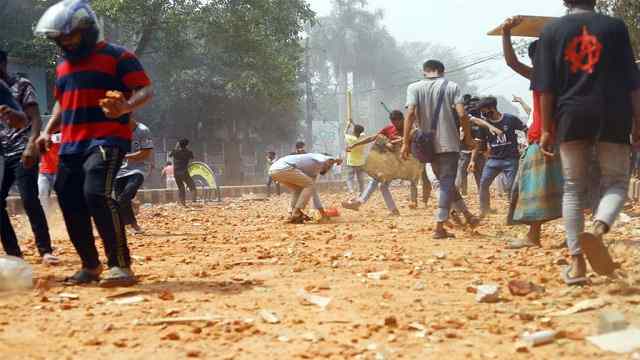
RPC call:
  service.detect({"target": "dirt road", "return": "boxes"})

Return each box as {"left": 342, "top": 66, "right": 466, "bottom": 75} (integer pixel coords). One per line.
{"left": 0, "top": 189, "right": 639, "bottom": 359}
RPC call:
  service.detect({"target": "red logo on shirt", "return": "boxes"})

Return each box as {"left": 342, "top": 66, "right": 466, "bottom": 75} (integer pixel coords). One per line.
{"left": 564, "top": 26, "right": 602, "bottom": 74}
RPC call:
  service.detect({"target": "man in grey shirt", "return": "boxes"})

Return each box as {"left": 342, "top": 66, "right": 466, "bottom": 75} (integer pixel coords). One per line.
{"left": 402, "top": 60, "right": 480, "bottom": 239}
{"left": 115, "top": 121, "right": 154, "bottom": 234}
{"left": 269, "top": 153, "right": 342, "bottom": 224}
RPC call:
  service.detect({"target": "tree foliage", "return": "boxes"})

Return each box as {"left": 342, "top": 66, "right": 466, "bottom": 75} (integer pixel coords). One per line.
{"left": 308, "top": 0, "right": 480, "bottom": 138}
{"left": 1, "top": 0, "right": 315, "bottom": 183}
{"left": 597, "top": 0, "right": 640, "bottom": 53}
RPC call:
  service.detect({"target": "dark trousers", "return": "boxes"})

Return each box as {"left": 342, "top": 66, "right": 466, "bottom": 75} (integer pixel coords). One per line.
{"left": 267, "top": 176, "right": 281, "bottom": 196}
{"left": 115, "top": 173, "right": 144, "bottom": 226}
{"left": 55, "top": 146, "right": 130, "bottom": 269}
{"left": 0, "top": 155, "right": 52, "bottom": 257}
{"left": 175, "top": 172, "right": 196, "bottom": 204}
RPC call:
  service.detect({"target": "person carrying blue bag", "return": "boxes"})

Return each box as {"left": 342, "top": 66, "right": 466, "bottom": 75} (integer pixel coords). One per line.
{"left": 401, "top": 60, "right": 480, "bottom": 239}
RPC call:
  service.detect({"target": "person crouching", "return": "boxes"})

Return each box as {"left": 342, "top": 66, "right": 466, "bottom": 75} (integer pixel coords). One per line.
{"left": 269, "top": 153, "right": 342, "bottom": 224}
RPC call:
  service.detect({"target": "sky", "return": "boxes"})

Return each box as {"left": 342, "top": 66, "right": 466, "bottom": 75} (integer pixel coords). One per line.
{"left": 307, "top": 0, "right": 567, "bottom": 108}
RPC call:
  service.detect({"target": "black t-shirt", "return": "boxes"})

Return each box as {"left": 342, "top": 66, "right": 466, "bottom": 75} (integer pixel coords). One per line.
{"left": 532, "top": 12, "right": 640, "bottom": 144}
{"left": 0, "top": 76, "right": 38, "bottom": 158}
{"left": 479, "top": 114, "right": 527, "bottom": 160}
{"left": 170, "top": 148, "right": 194, "bottom": 174}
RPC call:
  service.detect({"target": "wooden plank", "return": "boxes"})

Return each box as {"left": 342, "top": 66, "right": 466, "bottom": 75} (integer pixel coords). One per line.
{"left": 487, "top": 16, "right": 556, "bottom": 38}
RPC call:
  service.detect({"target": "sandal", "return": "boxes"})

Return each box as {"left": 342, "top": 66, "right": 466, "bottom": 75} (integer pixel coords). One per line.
{"left": 64, "top": 268, "right": 102, "bottom": 286}
{"left": 507, "top": 239, "right": 541, "bottom": 250}
{"left": 579, "top": 232, "right": 616, "bottom": 276}
{"left": 433, "top": 229, "right": 455, "bottom": 240}
{"left": 42, "top": 253, "right": 61, "bottom": 266}
{"left": 341, "top": 200, "right": 361, "bottom": 211}
{"left": 450, "top": 211, "right": 464, "bottom": 227}
{"left": 561, "top": 265, "right": 589, "bottom": 286}
{"left": 551, "top": 239, "right": 568, "bottom": 249}
{"left": 465, "top": 215, "right": 481, "bottom": 228}
{"left": 100, "top": 267, "right": 137, "bottom": 288}
{"left": 287, "top": 214, "right": 305, "bottom": 224}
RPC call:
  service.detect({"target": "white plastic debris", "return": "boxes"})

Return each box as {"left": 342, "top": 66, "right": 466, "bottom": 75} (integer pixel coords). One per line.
{"left": 0, "top": 256, "right": 33, "bottom": 291}
{"left": 475, "top": 284, "right": 500, "bottom": 303}
{"left": 367, "top": 271, "right": 389, "bottom": 281}
{"left": 297, "top": 289, "right": 331, "bottom": 310}
{"left": 521, "top": 330, "right": 556, "bottom": 347}
{"left": 587, "top": 328, "right": 640, "bottom": 354}
{"left": 259, "top": 309, "right": 280, "bottom": 324}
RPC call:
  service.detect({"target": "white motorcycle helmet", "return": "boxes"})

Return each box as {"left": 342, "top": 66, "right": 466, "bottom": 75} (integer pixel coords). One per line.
{"left": 35, "top": 0, "right": 102, "bottom": 61}
{"left": 34, "top": 0, "right": 98, "bottom": 39}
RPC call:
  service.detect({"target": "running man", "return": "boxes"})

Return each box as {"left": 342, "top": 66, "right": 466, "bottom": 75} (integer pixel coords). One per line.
{"left": 170, "top": 139, "right": 197, "bottom": 206}
{"left": 115, "top": 121, "right": 154, "bottom": 234}
{"left": 35, "top": 0, "right": 154, "bottom": 286}
{"left": 342, "top": 110, "right": 407, "bottom": 216}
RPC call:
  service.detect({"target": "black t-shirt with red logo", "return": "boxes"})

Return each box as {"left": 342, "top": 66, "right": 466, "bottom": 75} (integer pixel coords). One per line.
{"left": 532, "top": 11, "right": 640, "bottom": 144}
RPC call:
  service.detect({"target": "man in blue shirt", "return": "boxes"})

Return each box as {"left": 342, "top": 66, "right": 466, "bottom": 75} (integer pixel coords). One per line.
{"left": 470, "top": 96, "right": 527, "bottom": 218}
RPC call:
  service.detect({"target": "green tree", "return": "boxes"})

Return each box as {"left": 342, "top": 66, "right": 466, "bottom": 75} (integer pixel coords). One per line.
{"left": 308, "top": 0, "right": 480, "bottom": 153}
{"left": 1, "top": 0, "right": 315, "bottom": 184}
{"left": 597, "top": 0, "right": 640, "bottom": 53}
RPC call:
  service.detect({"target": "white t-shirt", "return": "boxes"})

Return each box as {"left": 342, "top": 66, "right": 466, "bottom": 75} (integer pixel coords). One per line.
{"left": 269, "top": 153, "right": 333, "bottom": 177}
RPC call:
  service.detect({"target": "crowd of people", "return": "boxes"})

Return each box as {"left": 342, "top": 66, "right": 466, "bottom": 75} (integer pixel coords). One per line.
{"left": 0, "top": 0, "right": 638, "bottom": 290}
{"left": 266, "top": 0, "right": 640, "bottom": 286}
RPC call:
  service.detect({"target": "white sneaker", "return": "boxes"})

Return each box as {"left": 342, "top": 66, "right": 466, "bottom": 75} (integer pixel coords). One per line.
{"left": 42, "top": 253, "right": 60, "bottom": 266}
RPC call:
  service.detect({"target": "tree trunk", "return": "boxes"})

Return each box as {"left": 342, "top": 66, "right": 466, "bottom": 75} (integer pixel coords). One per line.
{"left": 223, "top": 120, "right": 242, "bottom": 185}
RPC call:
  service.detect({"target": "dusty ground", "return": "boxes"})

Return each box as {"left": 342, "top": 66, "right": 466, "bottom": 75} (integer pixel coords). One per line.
{"left": 1, "top": 186, "right": 639, "bottom": 360}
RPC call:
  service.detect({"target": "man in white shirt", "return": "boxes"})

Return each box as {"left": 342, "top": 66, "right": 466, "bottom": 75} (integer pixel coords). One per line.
{"left": 269, "top": 153, "right": 342, "bottom": 223}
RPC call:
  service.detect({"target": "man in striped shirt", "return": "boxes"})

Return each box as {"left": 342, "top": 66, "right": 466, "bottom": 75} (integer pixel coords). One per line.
{"left": 35, "top": 0, "right": 153, "bottom": 287}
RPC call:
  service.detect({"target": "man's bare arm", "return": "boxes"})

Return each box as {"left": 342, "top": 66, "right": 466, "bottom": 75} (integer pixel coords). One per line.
{"left": 126, "top": 148, "right": 153, "bottom": 161}
{"left": 349, "top": 134, "right": 377, "bottom": 148}
{"left": 469, "top": 116, "right": 503, "bottom": 136}
{"left": 0, "top": 105, "right": 27, "bottom": 128}
{"left": 344, "top": 118, "right": 353, "bottom": 135}
{"left": 502, "top": 16, "right": 532, "bottom": 80}
{"left": 128, "top": 85, "right": 154, "bottom": 113}
{"left": 513, "top": 96, "right": 532, "bottom": 115}
{"left": 539, "top": 92, "right": 556, "bottom": 157}
{"left": 44, "top": 102, "right": 61, "bottom": 135}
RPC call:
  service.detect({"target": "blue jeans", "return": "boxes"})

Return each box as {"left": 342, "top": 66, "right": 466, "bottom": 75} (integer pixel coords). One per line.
{"left": 346, "top": 165, "right": 366, "bottom": 194}
{"left": 359, "top": 179, "right": 397, "bottom": 212}
{"left": 431, "top": 152, "right": 468, "bottom": 222}
{"left": 560, "top": 141, "right": 630, "bottom": 256}
{"left": 479, "top": 158, "right": 519, "bottom": 214}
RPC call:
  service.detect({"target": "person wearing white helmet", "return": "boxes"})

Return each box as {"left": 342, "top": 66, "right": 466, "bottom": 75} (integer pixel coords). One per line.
{"left": 35, "top": 0, "right": 154, "bottom": 287}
